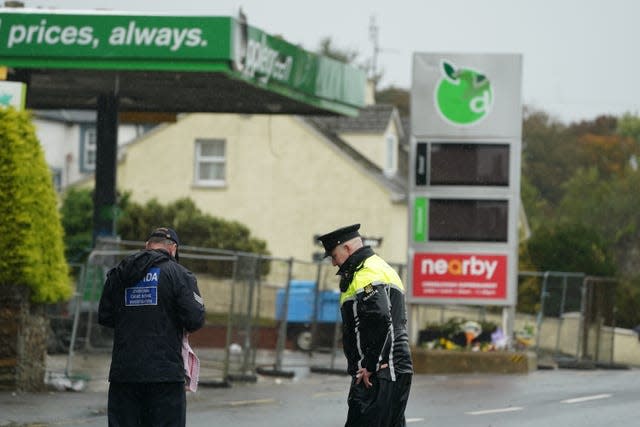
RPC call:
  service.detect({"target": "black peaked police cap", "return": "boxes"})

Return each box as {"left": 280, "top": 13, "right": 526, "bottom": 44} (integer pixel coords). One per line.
{"left": 317, "top": 224, "right": 361, "bottom": 257}
{"left": 148, "top": 227, "right": 181, "bottom": 261}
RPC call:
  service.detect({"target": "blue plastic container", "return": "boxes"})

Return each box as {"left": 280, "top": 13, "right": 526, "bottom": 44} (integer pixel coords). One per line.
{"left": 316, "top": 290, "right": 340, "bottom": 322}
{"left": 276, "top": 280, "right": 341, "bottom": 323}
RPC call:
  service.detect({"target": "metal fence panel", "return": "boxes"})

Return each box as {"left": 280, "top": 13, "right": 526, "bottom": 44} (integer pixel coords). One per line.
{"left": 581, "top": 276, "right": 617, "bottom": 365}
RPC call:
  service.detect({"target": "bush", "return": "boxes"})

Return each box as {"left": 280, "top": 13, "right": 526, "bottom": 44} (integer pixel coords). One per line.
{"left": 116, "top": 197, "right": 270, "bottom": 276}
{"left": 0, "top": 108, "right": 72, "bottom": 303}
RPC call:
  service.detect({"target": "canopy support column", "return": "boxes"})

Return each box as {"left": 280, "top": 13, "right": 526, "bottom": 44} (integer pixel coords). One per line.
{"left": 93, "top": 93, "right": 119, "bottom": 243}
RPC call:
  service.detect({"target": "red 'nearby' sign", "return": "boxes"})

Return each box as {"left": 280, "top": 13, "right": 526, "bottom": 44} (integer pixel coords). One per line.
{"left": 412, "top": 252, "right": 507, "bottom": 300}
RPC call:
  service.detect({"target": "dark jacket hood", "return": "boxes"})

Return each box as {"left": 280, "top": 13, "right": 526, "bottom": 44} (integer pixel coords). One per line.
{"left": 112, "top": 249, "right": 172, "bottom": 285}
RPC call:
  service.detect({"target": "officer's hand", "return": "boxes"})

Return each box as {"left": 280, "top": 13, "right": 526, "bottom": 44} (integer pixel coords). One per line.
{"left": 355, "top": 367, "right": 373, "bottom": 388}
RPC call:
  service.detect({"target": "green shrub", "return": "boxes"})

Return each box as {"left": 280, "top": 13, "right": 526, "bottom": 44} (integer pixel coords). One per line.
{"left": 0, "top": 107, "right": 72, "bottom": 303}
{"left": 116, "top": 197, "right": 270, "bottom": 276}
{"left": 59, "top": 187, "right": 94, "bottom": 262}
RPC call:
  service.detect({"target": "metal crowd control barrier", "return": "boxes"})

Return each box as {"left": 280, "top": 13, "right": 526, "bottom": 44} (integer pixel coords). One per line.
{"left": 55, "top": 238, "right": 621, "bottom": 385}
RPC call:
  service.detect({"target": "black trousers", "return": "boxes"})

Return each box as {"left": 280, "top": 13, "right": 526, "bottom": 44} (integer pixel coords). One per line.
{"left": 382, "top": 373, "right": 412, "bottom": 427}
{"left": 107, "top": 382, "right": 186, "bottom": 427}
{"left": 344, "top": 373, "right": 413, "bottom": 427}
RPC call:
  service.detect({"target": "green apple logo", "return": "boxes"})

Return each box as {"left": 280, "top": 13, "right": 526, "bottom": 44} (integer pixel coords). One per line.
{"left": 435, "top": 60, "right": 493, "bottom": 126}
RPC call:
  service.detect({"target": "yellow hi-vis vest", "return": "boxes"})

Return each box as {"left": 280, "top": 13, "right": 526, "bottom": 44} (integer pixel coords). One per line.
{"left": 340, "top": 254, "right": 403, "bottom": 306}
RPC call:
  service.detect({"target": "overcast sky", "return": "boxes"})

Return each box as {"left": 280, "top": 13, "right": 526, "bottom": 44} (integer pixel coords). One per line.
{"left": 16, "top": 0, "right": 640, "bottom": 124}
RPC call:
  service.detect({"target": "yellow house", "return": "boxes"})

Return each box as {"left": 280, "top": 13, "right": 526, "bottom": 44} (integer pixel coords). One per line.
{"left": 115, "top": 105, "right": 409, "bottom": 264}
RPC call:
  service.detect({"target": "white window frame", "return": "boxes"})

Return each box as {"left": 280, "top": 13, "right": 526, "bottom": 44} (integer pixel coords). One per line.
{"left": 81, "top": 126, "right": 97, "bottom": 172}
{"left": 50, "top": 167, "right": 63, "bottom": 193}
{"left": 194, "top": 138, "right": 226, "bottom": 187}
{"left": 384, "top": 133, "right": 398, "bottom": 176}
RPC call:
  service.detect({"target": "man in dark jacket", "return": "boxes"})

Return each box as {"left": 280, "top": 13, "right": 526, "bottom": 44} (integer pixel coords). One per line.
{"left": 98, "top": 227, "right": 205, "bottom": 427}
{"left": 317, "top": 224, "right": 413, "bottom": 427}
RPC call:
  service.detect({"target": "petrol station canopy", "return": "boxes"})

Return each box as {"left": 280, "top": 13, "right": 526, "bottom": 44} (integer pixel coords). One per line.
{"left": 0, "top": 8, "right": 366, "bottom": 116}
{"left": 0, "top": 7, "right": 367, "bottom": 241}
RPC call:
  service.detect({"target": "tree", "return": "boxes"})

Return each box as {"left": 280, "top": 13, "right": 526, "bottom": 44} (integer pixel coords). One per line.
{"left": 557, "top": 167, "right": 640, "bottom": 276}
{"left": 60, "top": 187, "right": 94, "bottom": 262}
{"left": 375, "top": 86, "right": 409, "bottom": 117}
{"left": 521, "top": 111, "right": 640, "bottom": 328}
{"left": 567, "top": 115, "right": 618, "bottom": 138}
{"left": 520, "top": 174, "right": 551, "bottom": 234}
{"left": 525, "top": 223, "right": 615, "bottom": 276}
{"left": 614, "top": 276, "right": 640, "bottom": 329}
{"left": 317, "top": 37, "right": 359, "bottom": 63}
{"left": 617, "top": 113, "right": 640, "bottom": 143}
{"left": 521, "top": 108, "right": 577, "bottom": 207}
{"left": 0, "top": 108, "right": 71, "bottom": 303}
{"left": 575, "top": 133, "right": 638, "bottom": 178}
{"left": 517, "top": 238, "right": 543, "bottom": 315}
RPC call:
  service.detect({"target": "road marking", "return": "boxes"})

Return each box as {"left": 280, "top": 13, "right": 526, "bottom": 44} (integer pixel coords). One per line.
{"left": 561, "top": 394, "right": 612, "bottom": 404}
{"left": 466, "top": 407, "right": 524, "bottom": 415}
{"left": 227, "top": 398, "right": 277, "bottom": 407}
{"left": 407, "top": 418, "right": 424, "bottom": 423}
{"left": 312, "top": 391, "right": 344, "bottom": 398}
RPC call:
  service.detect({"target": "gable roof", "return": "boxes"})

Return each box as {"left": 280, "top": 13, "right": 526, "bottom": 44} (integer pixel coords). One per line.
{"left": 303, "top": 106, "right": 408, "bottom": 201}
{"left": 308, "top": 104, "right": 399, "bottom": 134}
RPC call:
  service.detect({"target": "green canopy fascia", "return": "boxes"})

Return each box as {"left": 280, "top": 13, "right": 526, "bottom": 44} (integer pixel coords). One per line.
{"left": 0, "top": 9, "right": 366, "bottom": 116}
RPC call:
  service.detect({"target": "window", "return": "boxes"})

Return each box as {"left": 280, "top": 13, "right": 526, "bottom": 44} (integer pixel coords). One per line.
{"left": 50, "top": 168, "right": 62, "bottom": 193}
{"left": 384, "top": 133, "right": 397, "bottom": 176}
{"left": 80, "top": 126, "right": 97, "bottom": 172}
{"left": 194, "top": 139, "right": 226, "bottom": 186}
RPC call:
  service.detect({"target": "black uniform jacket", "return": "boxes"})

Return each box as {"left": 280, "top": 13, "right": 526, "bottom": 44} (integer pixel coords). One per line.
{"left": 339, "top": 246, "right": 413, "bottom": 378}
{"left": 98, "top": 248, "right": 205, "bottom": 383}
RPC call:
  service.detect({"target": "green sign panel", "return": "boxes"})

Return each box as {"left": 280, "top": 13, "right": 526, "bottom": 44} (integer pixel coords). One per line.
{"left": 239, "top": 26, "right": 365, "bottom": 109}
{"left": 0, "top": 13, "right": 233, "bottom": 62}
{"left": 413, "top": 197, "right": 427, "bottom": 242}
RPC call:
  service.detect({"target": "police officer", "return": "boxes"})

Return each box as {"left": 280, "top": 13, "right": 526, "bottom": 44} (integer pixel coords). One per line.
{"left": 98, "top": 227, "right": 205, "bottom": 427}
{"left": 317, "top": 224, "right": 413, "bottom": 427}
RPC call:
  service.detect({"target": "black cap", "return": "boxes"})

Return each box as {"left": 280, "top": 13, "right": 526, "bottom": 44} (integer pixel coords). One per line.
{"left": 148, "top": 227, "right": 180, "bottom": 261}
{"left": 317, "top": 224, "right": 361, "bottom": 257}
{"left": 148, "top": 227, "right": 180, "bottom": 245}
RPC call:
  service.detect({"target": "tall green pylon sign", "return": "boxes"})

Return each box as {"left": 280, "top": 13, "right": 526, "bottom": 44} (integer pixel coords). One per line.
{"left": 435, "top": 61, "right": 493, "bottom": 126}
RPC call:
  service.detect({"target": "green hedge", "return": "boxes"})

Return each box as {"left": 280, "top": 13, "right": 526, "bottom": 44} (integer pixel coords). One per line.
{"left": 0, "top": 107, "right": 72, "bottom": 303}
